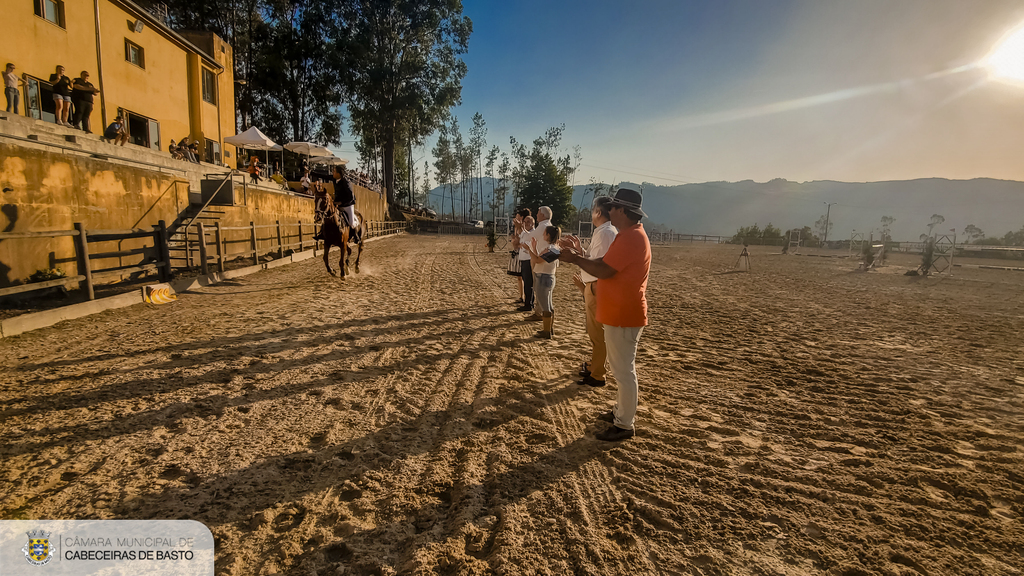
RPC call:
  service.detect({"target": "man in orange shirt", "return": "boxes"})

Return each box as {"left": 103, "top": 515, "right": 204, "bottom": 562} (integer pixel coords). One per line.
{"left": 559, "top": 187, "right": 651, "bottom": 441}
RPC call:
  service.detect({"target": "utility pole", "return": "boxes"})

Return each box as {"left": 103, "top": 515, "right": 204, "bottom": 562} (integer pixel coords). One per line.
{"left": 823, "top": 202, "right": 837, "bottom": 245}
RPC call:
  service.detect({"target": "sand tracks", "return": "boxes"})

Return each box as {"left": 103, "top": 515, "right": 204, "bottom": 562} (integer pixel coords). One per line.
{"left": 1, "top": 239, "right": 1022, "bottom": 575}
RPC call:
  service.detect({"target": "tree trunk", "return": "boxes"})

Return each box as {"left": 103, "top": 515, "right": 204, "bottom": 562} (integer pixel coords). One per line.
{"left": 384, "top": 123, "right": 396, "bottom": 206}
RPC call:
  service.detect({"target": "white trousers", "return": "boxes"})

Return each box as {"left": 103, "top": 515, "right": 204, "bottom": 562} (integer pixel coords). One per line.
{"left": 341, "top": 205, "right": 359, "bottom": 228}
{"left": 604, "top": 325, "right": 644, "bottom": 430}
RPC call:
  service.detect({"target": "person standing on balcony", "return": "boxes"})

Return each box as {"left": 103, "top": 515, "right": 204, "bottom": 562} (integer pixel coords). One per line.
{"left": 72, "top": 71, "right": 100, "bottom": 133}
{"left": 48, "top": 65, "right": 73, "bottom": 127}
{"left": 4, "top": 63, "right": 26, "bottom": 114}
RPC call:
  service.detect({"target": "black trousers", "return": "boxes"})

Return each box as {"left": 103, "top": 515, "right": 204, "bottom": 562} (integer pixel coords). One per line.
{"left": 520, "top": 259, "right": 533, "bottom": 307}
{"left": 74, "top": 101, "right": 94, "bottom": 132}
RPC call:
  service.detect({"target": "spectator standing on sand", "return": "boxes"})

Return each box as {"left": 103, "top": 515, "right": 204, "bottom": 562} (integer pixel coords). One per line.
{"left": 4, "top": 63, "right": 26, "bottom": 114}
{"left": 558, "top": 187, "right": 650, "bottom": 442}
{"left": 103, "top": 115, "right": 128, "bottom": 146}
{"left": 512, "top": 215, "right": 535, "bottom": 312}
{"left": 507, "top": 209, "right": 529, "bottom": 304}
{"left": 524, "top": 224, "right": 561, "bottom": 339}
{"left": 524, "top": 206, "right": 553, "bottom": 321}
{"left": 48, "top": 65, "right": 73, "bottom": 126}
{"left": 71, "top": 71, "right": 100, "bottom": 133}
{"left": 565, "top": 196, "right": 618, "bottom": 387}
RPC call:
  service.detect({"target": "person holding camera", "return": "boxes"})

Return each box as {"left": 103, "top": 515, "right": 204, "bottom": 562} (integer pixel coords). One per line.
{"left": 524, "top": 225, "right": 561, "bottom": 339}
{"left": 558, "top": 187, "right": 650, "bottom": 441}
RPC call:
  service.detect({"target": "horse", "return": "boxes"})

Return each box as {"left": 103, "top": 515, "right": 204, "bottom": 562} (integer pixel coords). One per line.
{"left": 313, "top": 185, "right": 366, "bottom": 278}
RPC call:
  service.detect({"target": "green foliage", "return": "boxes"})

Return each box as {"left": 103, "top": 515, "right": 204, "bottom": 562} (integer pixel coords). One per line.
{"left": 976, "top": 237, "right": 1004, "bottom": 246}
{"left": 1002, "top": 226, "right": 1024, "bottom": 246}
{"left": 880, "top": 215, "right": 896, "bottom": 243}
{"left": 485, "top": 226, "right": 497, "bottom": 249}
{"left": 921, "top": 237, "right": 935, "bottom": 274}
{"left": 519, "top": 150, "right": 574, "bottom": 228}
{"left": 30, "top": 268, "right": 66, "bottom": 282}
{"left": 340, "top": 0, "right": 472, "bottom": 203}
{"left": 963, "top": 224, "right": 985, "bottom": 243}
{"left": 731, "top": 223, "right": 784, "bottom": 244}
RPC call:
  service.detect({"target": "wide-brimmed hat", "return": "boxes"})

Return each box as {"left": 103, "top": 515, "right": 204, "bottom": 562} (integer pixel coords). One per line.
{"left": 607, "top": 187, "right": 647, "bottom": 218}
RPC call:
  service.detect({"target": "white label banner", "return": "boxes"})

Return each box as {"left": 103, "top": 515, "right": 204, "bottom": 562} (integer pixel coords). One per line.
{"left": 0, "top": 520, "right": 214, "bottom": 575}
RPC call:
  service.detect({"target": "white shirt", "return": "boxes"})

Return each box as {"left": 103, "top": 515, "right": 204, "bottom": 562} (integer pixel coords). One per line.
{"left": 580, "top": 221, "right": 618, "bottom": 283}
{"left": 528, "top": 218, "right": 551, "bottom": 255}
{"left": 4, "top": 71, "right": 18, "bottom": 89}
{"left": 517, "top": 229, "right": 533, "bottom": 260}
{"left": 532, "top": 236, "right": 559, "bottom": 275}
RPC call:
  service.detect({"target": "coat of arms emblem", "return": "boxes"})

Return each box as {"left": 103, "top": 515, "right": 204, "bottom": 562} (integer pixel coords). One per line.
{"left": 22, "top": 529, "right": 54, "bottom": 566}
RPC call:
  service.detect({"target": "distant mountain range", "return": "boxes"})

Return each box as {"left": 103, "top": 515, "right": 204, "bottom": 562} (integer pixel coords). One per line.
{"left": 425, "top": 177, "right": 1024, "bottom": 242}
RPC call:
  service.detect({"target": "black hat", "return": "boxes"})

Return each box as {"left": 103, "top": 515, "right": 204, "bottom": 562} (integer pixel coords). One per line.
{"left": 607, "top": 187, "right": 647, "bottom": 218}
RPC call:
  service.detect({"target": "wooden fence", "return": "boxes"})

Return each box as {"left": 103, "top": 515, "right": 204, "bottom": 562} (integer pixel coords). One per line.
{"left": 185, "top": 220, "right": 408, "bottom": 275}
{"left": 0, "top": 221, "right": 171, "bottom": 301}
{"left": 648, "top": 233, "right": 727, "bottom": 244}
{"left": 1, "top": 219, "right": 408, "bottom": 300}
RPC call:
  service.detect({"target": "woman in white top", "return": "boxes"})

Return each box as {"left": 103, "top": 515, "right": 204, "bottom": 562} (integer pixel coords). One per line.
{"left": 512, "top": 214, "right": 535, "bottom": 312}
{"left": 524, "top": 224, "right": 561, "bottom": 339}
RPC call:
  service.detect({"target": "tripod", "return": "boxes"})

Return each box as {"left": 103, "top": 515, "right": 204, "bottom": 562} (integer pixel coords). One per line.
{"left": 734, "top": 246, "right": 751, "bottom": 272}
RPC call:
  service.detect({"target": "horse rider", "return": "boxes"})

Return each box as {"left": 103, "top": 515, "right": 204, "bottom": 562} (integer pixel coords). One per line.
{"left": 331, "top": 165, "right": 362, "bottom": 243}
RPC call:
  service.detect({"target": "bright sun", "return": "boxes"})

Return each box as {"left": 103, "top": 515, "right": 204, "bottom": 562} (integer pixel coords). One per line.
{"left": 987, "top": 25, "right": 1024, "bottom": 83}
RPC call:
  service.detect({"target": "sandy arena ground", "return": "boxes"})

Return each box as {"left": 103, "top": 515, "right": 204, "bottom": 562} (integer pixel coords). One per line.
{"left": 1, "top": 235, "right": 1022, "bottom": 575}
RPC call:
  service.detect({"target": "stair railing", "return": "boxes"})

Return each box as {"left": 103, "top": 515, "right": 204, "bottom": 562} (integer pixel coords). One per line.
{"left": 179, "top": 172, "right": 236, "bottom": 268}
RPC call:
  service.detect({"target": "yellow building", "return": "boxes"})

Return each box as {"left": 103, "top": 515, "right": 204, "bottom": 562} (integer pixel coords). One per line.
{"left": 5, "top": 0, "right": 235, "bottom": 164}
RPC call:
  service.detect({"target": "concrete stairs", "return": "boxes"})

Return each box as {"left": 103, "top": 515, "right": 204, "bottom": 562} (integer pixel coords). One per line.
{"left": 167, "top": 204, "right": 228, "bottom": 271}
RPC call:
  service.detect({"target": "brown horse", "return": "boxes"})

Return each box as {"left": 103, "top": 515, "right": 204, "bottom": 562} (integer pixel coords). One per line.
{"left": 313, "top": 185, "right": 366, "bottom": 278}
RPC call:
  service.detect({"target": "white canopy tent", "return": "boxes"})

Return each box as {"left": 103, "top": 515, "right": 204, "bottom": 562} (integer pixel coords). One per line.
{"left": 309, "top": 155, "right": 348, "bottom": 166}
{"left": 225, "top": 127, "right": 278, "bottom": 169}
{"left": 284, "top": 142, "right": 333, "bottom": 157}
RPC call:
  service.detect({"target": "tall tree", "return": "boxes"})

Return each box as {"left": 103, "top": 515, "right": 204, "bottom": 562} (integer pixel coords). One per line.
{"left": 519, "top": 150, "right": 574, "bottom": 228}
{"left": 469, "top": 113, "right": 487, "bottom": 220}
{"left": 339, "top": 0, "right": 472, "bottom": 206}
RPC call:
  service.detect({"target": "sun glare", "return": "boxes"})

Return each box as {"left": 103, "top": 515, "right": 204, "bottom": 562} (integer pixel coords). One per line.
{"left": 987, "top": 24, "right": 1024, "bottom": 83}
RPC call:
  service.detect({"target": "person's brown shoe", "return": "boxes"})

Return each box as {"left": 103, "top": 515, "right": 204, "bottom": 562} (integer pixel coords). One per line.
{"left": 535, "top": 330, "right": 552, "bottom": 339}
{"left": 577, "top": 375, "right": 606, "bottom": 387}
{"left": 596, "top": 425, "right": 634, "bottom": 441}
{"left": 596, "top": 410, "right": 614, "bottom": 423}
{"left": 525, "top": 313, "right": 542, "bottom": 322}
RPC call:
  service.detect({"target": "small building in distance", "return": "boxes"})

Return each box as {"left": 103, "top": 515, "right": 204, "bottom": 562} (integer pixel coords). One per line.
{"left": 7, "top": 0, "right": 236, "bottom": 164}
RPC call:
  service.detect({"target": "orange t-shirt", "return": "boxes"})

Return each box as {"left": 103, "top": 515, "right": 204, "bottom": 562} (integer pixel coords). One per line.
{"left": 595, "top": 223, "right": 650, "bottom": 327}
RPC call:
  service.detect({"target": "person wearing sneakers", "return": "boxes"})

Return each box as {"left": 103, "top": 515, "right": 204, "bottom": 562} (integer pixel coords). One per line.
{"left": 523, "top": 224, "right": 561, "bottom": 339}
{"left": 558, "top": 187, "right": 651, "bottom": 442}
{"left": 565, "top": 196, "right": 618, "bottom": 387}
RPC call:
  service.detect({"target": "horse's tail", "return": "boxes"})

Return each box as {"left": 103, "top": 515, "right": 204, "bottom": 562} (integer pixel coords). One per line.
{"left": 354, "top": 210, "right": 367, "bottom": 242}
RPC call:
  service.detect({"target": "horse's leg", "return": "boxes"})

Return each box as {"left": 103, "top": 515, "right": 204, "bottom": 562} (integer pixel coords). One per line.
{"left": 354, "top": 232, "right": 363, "bottom": 273}
{"left": 339, "top": 228, "right": 349, "bottom": 278}
{"left": 323, "top": 242, "right": 336, "bottom": 276}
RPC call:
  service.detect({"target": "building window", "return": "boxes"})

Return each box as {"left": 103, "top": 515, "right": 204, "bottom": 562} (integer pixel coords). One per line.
{"left": 201, "top": 68, "right": 217, "bottom": 104}
{"left": 205, "top": 139, "right": 221, "bottom": 164}
{"left": 34, "top": 0, "right": 65, "bottom": 28}
{"left": 125, "top": 39, "right": 145, "bottom": 69}
{"left": 120, "top": 109, "right": 160, "bottom": 151}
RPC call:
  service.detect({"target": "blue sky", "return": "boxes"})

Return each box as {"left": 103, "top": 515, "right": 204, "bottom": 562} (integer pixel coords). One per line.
{"left": 337, "top": 0, "right": 1024, "bottom": 187}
